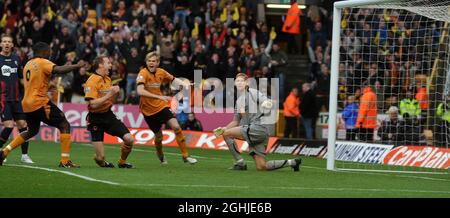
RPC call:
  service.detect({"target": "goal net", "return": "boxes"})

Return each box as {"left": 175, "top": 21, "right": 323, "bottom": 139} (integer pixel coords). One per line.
{"left": 327, "top": 0, "right": 450, "bottom": 173}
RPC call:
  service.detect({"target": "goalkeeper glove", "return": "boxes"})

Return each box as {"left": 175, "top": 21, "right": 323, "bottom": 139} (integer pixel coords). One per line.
{"left": 213, "top": 127, "right": 225, "bottom": 138}
{"left": 261, "top": 100, "right": 273, "bottom": 109}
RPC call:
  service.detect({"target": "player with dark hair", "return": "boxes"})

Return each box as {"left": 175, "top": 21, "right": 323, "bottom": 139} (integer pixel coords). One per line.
{"left": 84, "top": 55, "right": 134, "bottom": 168}
{"left": 0, "top": 34, "right": 33, "bottom": 163}
{"left": 0, "top": 42, "right": 84, "bottom": 167}
{"left": 214, "top": 73, "right": 302, "bottom": 171}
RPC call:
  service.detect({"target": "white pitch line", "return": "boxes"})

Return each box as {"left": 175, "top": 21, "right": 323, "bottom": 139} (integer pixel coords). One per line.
{"left": 7, "top": 164, "right": 120, "bottom": 186}
{"left": 122, "top": 183, "right": 450, "bottom": 195}
{"left": 80, "top": 143, "right": 450, "bottom": 182}
{"left": 79, "top": 143, "right": 216, "bottom": 160}
{"left": 6, "top": 164, "right": 450, "bottom": 195}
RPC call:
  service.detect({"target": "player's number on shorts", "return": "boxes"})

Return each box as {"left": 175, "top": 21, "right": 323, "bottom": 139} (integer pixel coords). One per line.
{"left": 26, "top": 70, "right": 31, "bottom": 81}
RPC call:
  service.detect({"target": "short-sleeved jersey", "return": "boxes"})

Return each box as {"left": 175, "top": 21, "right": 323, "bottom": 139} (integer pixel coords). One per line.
{"left": 137, "top": 67, "right": 174, "bottom": 116}
{"left": 234, "top": 88, "right": 269, "bottom": 126}
{"left": 84, "top": 73, "right": 113, "bottom": 113}
{"left": 22, "top": 57, "right": 55, "bottom": 113}
{"left": 0, "top": 54, "right": 23, "bottom": 102}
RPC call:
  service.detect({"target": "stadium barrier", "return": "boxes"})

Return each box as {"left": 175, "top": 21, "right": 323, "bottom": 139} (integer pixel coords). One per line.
{"left": 320, "top": 141, "right": 394, "bottom": 165}
{"left": 383, "top": 146, "right": 450, "bottom": 169}
{"left": 104, "top": 128, "right": 278, "bottom": 152}
{"left": 269, "top": 138, "right": 327, "bottom": 157}
{"left": 2, "top": 126, "right": 278, "bottom": 153}
{"left": 61, "top": 103, "right": 234, "bottom": 131}
{"left": 1, "top": 125, "right": 447, "bottom": 169}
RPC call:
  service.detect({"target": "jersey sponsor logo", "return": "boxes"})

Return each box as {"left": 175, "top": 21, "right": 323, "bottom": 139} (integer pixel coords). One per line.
{"left": 1, "top": 65, "right": 18, "bottom": 76}
{"left": 84, "top": 87, "right": 91, "bottom": 93}
{"left": 383, "top": 146, "right": 450, "bottom": 169}
{"left": 145, "top": 83, "right": 161, "bottom": 87}
{"left": 136, "top": 75, "right": 144, "bottom": 82}
{"left": 322, "top": 141, "right": 394, "bottom": 164}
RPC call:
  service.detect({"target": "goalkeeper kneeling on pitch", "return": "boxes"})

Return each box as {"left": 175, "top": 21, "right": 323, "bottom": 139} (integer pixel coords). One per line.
{"left": 214, "top": 73, "right": 301, "bottom": 171}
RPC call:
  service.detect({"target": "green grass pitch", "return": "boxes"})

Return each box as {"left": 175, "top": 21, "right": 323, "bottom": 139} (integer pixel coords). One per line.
{"left": 0, "top": 141, "right": 449, "bottom": 198}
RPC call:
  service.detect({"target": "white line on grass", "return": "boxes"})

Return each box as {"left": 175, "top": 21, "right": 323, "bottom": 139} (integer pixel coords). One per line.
{"left": 122, "top": 183, "right": 450, "bottom": 195}
{"left": 83, "top": 143, "right": 450, "bottom": 182}
{"left": 7, "top": 164, "right": 450, "bottom": 195}
{"left": 7, "top": 164, "right": 120, "bottom": 186}
{"left": 79, "top": 143, "right": 215, "bottom": 160}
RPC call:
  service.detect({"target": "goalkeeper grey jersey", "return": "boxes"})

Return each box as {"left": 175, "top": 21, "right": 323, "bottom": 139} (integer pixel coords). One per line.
{"left": 234, "top": 88, "right": 269, "bottom": 126}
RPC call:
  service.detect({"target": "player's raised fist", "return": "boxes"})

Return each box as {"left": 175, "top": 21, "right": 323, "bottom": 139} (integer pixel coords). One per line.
{"left": 110, "top": 86, "right": 120, "bottom": 94}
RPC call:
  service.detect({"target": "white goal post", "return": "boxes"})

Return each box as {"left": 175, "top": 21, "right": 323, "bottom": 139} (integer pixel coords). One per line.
{"left": 327, "top": 0, "right": 450, "bottom": 173}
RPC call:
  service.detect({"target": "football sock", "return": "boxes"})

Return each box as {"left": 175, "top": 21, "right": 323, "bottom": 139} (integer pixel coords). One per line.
{"left": 19, "top": 128, "right": 29, "bottom": 155}
{"left": 119, "top": 144, "right": 132, "bottom": 164}
{"left": 60, "top": 134, "right": 71, "bottom": 164}
{"left": 266, "top": 160, "right": 294, "bottom": 171}
{"left": 0, "top": 127, "right": 13, "bottom": 147}
{"left": 155, "top": 140, "right": 164, "bottom": 161}
{"left": 2, "top": 135, "right": 25, "bottom": 157}
{"left": 224, "top": 137, "right": 244, "bottom": 163}
{"left": 174, "top": 129, "right": 188, "bottom": 158}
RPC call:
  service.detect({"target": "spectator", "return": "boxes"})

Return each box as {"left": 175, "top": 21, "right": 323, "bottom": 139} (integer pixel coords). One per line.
{"left": 118, "top": 42, "right": 144, "bottom": 97}
{"left": 399, "top": 89, "right": 421, "bottom": 118}
{"left": 125, "top": 91, "right": 139, "bottom": 105}
{"left": 59, "top": 52, "right": 76, "bottom": 102}
{"left": 173, "top": 0, "right": 190, "bottom": 30}
{"left": 270, "top": 43, "right": 288, "bottom": 101}
{"left": 415, "top": 86, "right": 428, "bottom": 112}
{"left": 378, "top": 106, "right": 402, "bottom": 145}
{"left": 206, "top": 53, "right": 223, "bottom": 80}
{"left": 0, "top": 0, "right": 294, "bottom": 117}
{"left": 175, "top": 54, "right": 194, "bottom": 81}
{"left": 341, "top": 95, "right": 359, "bottom": 140}
{"left": 436, "top": 101, "right": 450, "bottom": 147}
{"left": 182, "top": 113, "right": 203, "bottom": 131}
{"left": 300, "top": 83, "right": 318, "bottom": 139}
{"left": 398, "top": 115, "right": 426, "bottom": 146}
{"left": 356, "top": 85, "right": 378, "bottom": 142}
{"left": 71, "top": 65, "right": 88, "bottom": 104}
{"left": 314, "top": 63, "right": 331, "bottom": 111}
{"left": 283, "top": 87, "right": 300, "bottom": 138}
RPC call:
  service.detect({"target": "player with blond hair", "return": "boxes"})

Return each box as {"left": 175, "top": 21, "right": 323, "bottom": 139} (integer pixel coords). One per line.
{"left": 136, "top": 52, "right": 197, "bottom": 165}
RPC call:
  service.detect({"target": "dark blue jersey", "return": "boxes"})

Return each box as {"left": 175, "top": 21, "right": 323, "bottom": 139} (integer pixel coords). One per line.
{"left": 0, "top": 54, "right": 22, "bottom": 102}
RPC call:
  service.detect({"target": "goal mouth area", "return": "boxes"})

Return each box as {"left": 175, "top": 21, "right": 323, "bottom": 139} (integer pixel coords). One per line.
{"left": 335, "top": 0, "right": 450, "bottom": 22}
{"left": 327, "top": 0, "right": 450, "bottom": 174}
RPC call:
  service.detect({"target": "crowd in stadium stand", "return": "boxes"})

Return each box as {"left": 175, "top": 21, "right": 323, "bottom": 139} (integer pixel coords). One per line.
{"left": 334, "top": 7, "right": 447, "bottom": 145}
{"left": 1, "top": 1, "right": 446, "bottom": 144}
{"left": 0, "top": 0, "right": 285, "bottom": 106}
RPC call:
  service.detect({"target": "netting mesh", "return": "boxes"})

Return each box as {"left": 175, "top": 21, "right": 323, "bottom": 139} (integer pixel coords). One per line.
{"left": 357, "top": 0, "right": 450, "bottom": 22}
{"left": 335, "top": 0, "right": 450, "bottom": 172}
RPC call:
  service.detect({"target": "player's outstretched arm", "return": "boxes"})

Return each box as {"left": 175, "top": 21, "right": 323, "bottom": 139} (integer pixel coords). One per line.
{"left": 214, "top": 119, "right": 239, "bottom": 137}
{"left": 136, "top": 84, "right": 171, "bottom": 101}
{"left": 53, "top": 61, "right": 85, "bottom": 74}
{"left": 171, "top": 78, "right": 191, "bottom": 90}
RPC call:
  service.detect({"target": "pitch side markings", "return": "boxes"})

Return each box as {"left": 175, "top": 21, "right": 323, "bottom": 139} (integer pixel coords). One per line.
{"left": 8, "top": 164, "right": 120, "bottom": 186}
{"left": 7, "top": 164, "right": 450, "bottom": 195}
